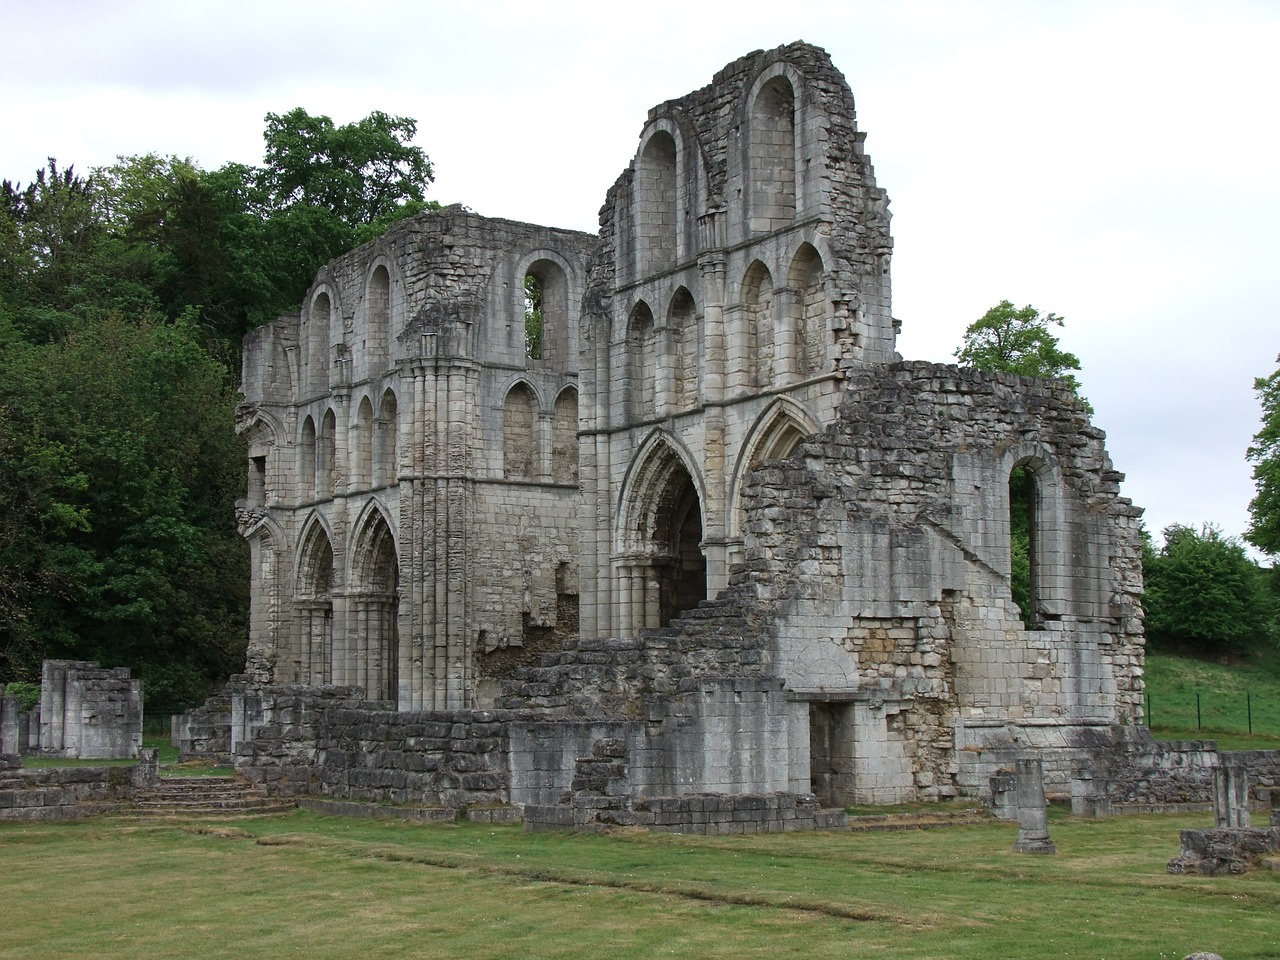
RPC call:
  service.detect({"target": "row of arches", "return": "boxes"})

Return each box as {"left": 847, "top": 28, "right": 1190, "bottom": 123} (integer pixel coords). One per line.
{"left": 627, "top": 65, "right": 809, "bottom": 281}
{"left": 301, "top": 265, "right": 395, "bottom": 398}
{"left": 622, "top": 242, "right": 830, "bottom": 422}
{"left": 292, "top": 505, "right": 400, "bottom": 700}
{"left": 298, "top": 389, "right": 399, "bottom": 504}
{"left": 502, "top": 384, "right": 579, "bottom": 484}
{"left": 298, "top": 250, "right": 585, "bottom": 404}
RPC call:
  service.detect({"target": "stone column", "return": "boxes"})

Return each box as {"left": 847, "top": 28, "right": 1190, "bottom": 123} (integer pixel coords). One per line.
{"left": 1213, "top": 765, "right": 1250, "bottom": 829}
{"left": 1012, "top": 757, "right": 1056, "bottom": 854}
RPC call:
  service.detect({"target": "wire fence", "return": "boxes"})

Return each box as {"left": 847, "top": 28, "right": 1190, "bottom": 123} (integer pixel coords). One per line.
{"left": 1144, "top": 691, "right": 1279, "bottom": 738}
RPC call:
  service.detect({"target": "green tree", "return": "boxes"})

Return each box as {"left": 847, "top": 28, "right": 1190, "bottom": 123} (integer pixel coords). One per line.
{"left": 1143, "top": 523, "right": 1275, "bottom": 655}
{"left": 1246, "top": 355, "right": 1280, "bottom": 556}
{"left": 260, "top": 107, "right": 435, "bottom": 246}
{"left": 954, "top": 300, "right": 1088, "bottom": 408}
{"left": 0, "top": 315, "right": 247, "bottom": 710}
{"left": 524, "top": 273, "right": 543, "bottom": 359}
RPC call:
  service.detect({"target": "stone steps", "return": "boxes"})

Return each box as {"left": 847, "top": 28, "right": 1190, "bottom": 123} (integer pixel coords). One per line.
{"left": 118, "top": 775, "right": 295, "bottom": 819}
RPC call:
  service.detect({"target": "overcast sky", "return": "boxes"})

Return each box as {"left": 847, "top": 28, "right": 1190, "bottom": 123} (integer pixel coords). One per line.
{"left": 3, "top": 0, "right": 1277, "bottom": 553}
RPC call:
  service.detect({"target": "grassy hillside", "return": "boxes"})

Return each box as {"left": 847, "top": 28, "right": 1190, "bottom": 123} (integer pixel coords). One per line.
{"left": 1143, "top": 644, "right": 1280, "bottom": 749}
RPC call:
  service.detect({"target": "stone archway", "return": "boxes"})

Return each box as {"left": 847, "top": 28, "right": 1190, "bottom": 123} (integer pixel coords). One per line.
{"left": 348, "top": 506, "right": 400, "bottom": 702}
{"left": 615, "top": 435, "right": 708, "bottom": 633}
{"left": 294, "top": 518, "right": 334, "bottom": 684}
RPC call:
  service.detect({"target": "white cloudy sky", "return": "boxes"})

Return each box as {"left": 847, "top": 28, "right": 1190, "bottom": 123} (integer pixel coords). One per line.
{"left": 3, "top": 0, "right": 1277, "bottom": 552}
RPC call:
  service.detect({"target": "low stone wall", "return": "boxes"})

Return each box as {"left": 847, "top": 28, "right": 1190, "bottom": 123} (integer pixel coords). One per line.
{"left": 525, "top": 792, "right": 846, "bottom": 834}
{"left": 316, "top": 707, "right": 512, "bottom": 807}
{"left": 0, "top": 753, "right": 157, "bottom": 822}
{"left": 1168, "top": 827, "right": 1280, "bottom": 876}
{"left": 1062, "top": 730, "right": 1280, "bottom": 816}
{"left": 1221, "top": 749, "right": 1280, "bottom": 802}
{"left": 300, "top": 798, "right": 522, "bottom": 824}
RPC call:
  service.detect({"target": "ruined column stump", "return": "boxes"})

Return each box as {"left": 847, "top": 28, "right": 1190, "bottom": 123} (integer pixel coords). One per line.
{"left": 1012, "top": 758, "right": 1056, "bottom": 854}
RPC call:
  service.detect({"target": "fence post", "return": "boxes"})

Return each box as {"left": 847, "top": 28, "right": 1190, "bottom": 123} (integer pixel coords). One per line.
{"left": 1248, "top": 692, "right": 1252, "bottom": 736}
{"left": 1196, "top": 692, "right": 1201, "bottom": 731}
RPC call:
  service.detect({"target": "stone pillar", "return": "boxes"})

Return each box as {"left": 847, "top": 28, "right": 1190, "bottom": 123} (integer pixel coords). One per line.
{"left": 130, "top": 747, "right": 160, "bottom": 788}
{"left": 0, "top": 693, "right": 18, "bottom": 756}
{"left": 1012, "top": 758, "right": 1056, "bottom": 854}
{"left": 1213, "top": 765, "right": 1250, "bottom": 829}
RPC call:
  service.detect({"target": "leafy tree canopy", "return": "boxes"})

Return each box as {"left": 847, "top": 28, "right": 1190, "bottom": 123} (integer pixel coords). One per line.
{"left": 1143, "top": 523, "right": 1275, "bottom": 656}
{"left": 0, "top": 313, "right": 247, "bottom": 712}
{"left": 954, "top": 300, "right": 1089, "bottom": 410}
{"left": 1246, "top": 355, "right": 1280, "bottom": 556}
{"left": 261, "top": 108, "right": 435, "bottom": 245}
{"left": 0, "top": 106, "right": 437, "bottom": 710}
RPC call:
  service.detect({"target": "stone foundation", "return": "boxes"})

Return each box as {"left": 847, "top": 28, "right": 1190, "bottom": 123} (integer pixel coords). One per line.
{"left": 1167, "top": 828, "right": 1280, "bottom": 876}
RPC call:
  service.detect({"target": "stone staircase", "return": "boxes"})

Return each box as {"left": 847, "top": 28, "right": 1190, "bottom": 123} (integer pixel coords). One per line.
{"left": 120, "top": 775, "right": 295, "bottom": 819}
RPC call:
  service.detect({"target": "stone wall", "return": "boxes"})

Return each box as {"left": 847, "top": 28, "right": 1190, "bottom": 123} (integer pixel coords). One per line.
{"left": 39, "top": 660, "right": 142, "bottom": 759}
{"left": 0, "top": 764, "right": 149, "bottom": 822}
{"left": 1069, "top": 729, "right": 1280, "bottom": 812}
{"left": 237, "top": 208, "right": 595, "bottom": 710}
{"left": 214, "top": 42, "right": 1152, "bottom": 819}
{"left": 503, "top": 360, "right": 1144, "bottom": 803}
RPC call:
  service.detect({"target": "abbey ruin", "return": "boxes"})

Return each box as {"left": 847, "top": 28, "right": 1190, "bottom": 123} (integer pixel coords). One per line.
{"left": 200, "top": 42, "right": 1149, "bottom": 826}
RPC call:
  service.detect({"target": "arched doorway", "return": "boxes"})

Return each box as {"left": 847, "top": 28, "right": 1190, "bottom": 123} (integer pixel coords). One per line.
{"left": 294, "top": 519, "right": 334, "bottom": 684}
{"left": 349, "top": 507, "right": 400, "bottom": 702}
{"left": 616, "top": 436, "right": 708, "bottom": 633}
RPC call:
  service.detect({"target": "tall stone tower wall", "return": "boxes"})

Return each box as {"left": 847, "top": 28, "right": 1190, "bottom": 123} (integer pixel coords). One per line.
{"left": 237, "top": 209, "right": 596, "bottom": 709}
{"left": 579, "top": 42, "right": 896, "bottom": 640}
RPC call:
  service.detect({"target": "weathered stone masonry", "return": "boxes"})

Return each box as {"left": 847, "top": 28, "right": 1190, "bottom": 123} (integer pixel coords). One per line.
{"left": 194, "top": 41, "right": 1170, "bottom": 825}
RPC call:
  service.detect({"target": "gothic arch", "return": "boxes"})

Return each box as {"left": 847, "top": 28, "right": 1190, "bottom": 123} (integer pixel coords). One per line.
{"left": 503, "top": 380, "right": 540, "bottom": 480}
{"left": 305, "top": 287, "right": 338, "bottom": 396}
{"left": 787, "top": 242, "right": 828, "bottom": 378}
{"left": 615, "top": 431, "right": 708, "bottom": 629}
{"left": 347, "top": 502, "right": 400, "bottom": 701}
{"left": 299, "top": 415, "right": 317, "bottom": 502}
{"left": 293, "top": 515, "right": 335, "bottom": 685}
{"left": 318, "top": 407, "right": 338, "bottom": 499}
{"left": 626, "top": 300, "right": 657, "bottom": 422}
{"left": 746, "top": 71, "right": 797, "bottom": 233}
{"left": 551, "top": 385, "right": 579, "bottom": 485}
{"left": 741, "top": 260, "right": 775, "bottom": 389}
{"left": 667, "top": 286, "right": 699, "bottom": 409}
{"left": 242, "top": 512, "right": 289, "bottom": 683}
{"left": 728, "top": 398, "right": 820, "bottom": 543}
{"left": 375, "top": 389, "right": 398, "bottom": 487}
{"left": 353, "top": 395, "right": 375, "bottom": 491}
{"left": 242, "top": 414, "right": 281, "bottom": 507}
{"left": 516, "top": 250, "right": 577, "bottom": 364}
{"left": 998, "top": 445, "right": 1070, "bottom": 628}
{"left": 635, "top": 129, "right": 678, "bottom": 277}
{"left": 361, "top": 263, "right": 391, "bottom": 380}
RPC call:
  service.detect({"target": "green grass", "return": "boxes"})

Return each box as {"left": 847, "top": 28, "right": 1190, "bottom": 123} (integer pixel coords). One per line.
{"left": 0, "top": 810, "right": 1276, "bottom": 959}
{"left": 1145, "top": 644, "right": 1280, "bottom": 748}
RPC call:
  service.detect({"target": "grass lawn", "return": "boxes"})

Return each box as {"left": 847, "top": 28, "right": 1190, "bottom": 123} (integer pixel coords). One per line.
{"left": 1, "top": 809, "right": 1277, "bottom": 959}
{"left": 1146, "top": 645, "right": 1280, "bottom": 749}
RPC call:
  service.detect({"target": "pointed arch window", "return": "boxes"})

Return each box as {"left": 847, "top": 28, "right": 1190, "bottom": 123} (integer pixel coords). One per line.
{"left": 635, "top": 131, "right": 678, "bottom": 276}
{"left": 503, "top": 383, "right": 538, "bottom": 480}
{"left": 749, "top": 76, "right": 797, "bottom": 233}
